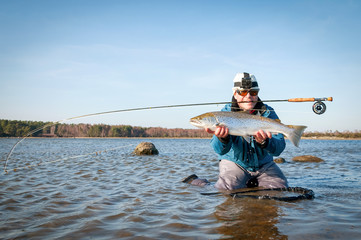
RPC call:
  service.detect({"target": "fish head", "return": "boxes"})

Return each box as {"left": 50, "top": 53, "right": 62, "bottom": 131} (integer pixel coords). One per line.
{"left": 190, "top": 112, "right": 217, "bottom": 129}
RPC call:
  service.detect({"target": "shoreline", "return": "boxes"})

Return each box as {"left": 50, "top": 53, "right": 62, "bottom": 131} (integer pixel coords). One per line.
{"left": 301, "top": 136, "right": 361, "bottom": 140}
{"left": 1, "top": 136, "right": 212, "bottom": 139}
{"left": 2, "top": 136, "right": 361, "bottom": 140}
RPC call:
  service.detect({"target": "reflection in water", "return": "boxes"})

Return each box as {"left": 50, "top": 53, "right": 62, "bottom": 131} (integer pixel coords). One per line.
{"left": 214, "top": 197, "right": 287, "bottom": 239}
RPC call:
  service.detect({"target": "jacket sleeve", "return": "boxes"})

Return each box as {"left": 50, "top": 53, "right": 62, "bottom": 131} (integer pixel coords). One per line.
{"left": 264, "top": 133, "right": 286, "bottom": 156}
{"left": 210, "top": 135, "right": 233, "bottom": 155}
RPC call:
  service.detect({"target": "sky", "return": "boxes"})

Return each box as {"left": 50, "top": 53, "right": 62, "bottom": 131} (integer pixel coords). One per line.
{"left": 0, "top": 0, "right": 360, "bottom": 132}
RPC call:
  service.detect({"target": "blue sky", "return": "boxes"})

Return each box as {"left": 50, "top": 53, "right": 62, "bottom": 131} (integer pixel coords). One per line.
{"left": 1, "top": 0, "right": 360, "bottom": 132}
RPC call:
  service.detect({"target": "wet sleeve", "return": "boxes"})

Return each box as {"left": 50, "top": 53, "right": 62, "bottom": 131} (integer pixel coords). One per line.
{"left": 264, "top": 133, "right": 286, "bottom": 156}
{"left": 210, "top": 135, "right": 232, "bottom": 155}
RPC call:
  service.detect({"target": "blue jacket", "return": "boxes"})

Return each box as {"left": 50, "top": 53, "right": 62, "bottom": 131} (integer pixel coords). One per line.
{"left": 210, "top": 104, "right": 286, "bottom": 172}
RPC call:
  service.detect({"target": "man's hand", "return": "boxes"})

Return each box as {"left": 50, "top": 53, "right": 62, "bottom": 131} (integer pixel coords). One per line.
{"left": 254, "top": 130, "right": 272, "bottom": 144}
{"left": 205, "top": 126, "right": 229, "bottom": 138}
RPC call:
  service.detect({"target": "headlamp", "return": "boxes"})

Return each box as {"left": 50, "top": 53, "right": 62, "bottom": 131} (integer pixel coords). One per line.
{"left": 234, "top": 77, "right": 255, "bottom": 89}
{"left": 232, "top": 72, "right": 260, "bottom": 92}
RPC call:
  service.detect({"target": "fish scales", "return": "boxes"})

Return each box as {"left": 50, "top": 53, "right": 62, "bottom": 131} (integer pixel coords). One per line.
{"left": 190, "top": 111, "right": 307, "bottom": 147}
{"left": 214, "top": 112, "right": 289, "bottom": 135}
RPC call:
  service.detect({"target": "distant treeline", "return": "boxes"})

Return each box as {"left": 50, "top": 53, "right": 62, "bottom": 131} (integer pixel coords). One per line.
{"left": 0, "top": 119, "right": 210, "bottom": 138}
{"left": 302, "top": 130, "right": 361, "bottom": 139}
{"left": 1, "top": 119, "right": 360, "bottom": 139}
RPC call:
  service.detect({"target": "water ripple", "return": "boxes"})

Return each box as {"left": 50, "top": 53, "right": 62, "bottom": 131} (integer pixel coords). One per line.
{"left": 1, "top": 138, "right": 361, "bottom": 239}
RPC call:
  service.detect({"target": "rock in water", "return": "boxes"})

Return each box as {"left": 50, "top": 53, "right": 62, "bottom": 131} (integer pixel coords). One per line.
{"left": 292, "top": 155, "right": 324, "bottom": 162}
{"left": 133, "top": 142, "right": 159, "bottom": 155}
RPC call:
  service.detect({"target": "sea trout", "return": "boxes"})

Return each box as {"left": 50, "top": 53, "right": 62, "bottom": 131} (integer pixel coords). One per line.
{"left": 190, "top": 111, "right": 307, "bottom": 147}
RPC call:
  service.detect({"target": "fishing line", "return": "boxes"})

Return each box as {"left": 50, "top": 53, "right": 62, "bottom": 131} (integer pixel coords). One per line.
{"left": 201, "top": 187, "right": 315, "bottom": 202}
{"left": 2, "top": 143, "right": 136, "bottom": 175}
{"left": 3, "top": 97, "right": 332, "bottom": 173}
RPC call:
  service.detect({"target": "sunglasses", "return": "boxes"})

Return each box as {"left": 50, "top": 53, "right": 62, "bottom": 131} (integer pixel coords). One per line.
{"left": 237, "top": 90, "right": 259, "bottom": 97}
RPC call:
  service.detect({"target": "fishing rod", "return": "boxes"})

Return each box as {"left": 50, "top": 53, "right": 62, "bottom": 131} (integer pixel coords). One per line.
{"left": 41, "top": 96, "right": 333, "bottom": 121}
{"left": 3, "top": 96, "right": 333, "bottom": 173}
{"left": 28, "top": 97, "right": 332, "bottom": 122}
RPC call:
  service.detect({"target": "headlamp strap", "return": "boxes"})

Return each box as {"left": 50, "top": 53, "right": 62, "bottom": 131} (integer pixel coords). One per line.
{"left": 234, "top": 72, "right": 258, "bottom": 89}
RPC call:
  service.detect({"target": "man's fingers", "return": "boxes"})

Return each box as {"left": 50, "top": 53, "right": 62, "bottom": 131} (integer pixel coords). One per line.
{"left": 254, "top": 130, "right": 272, "bottom": 143}
{"left": 205, "top": 128, "right": 215, "bottom": 134}
{"left": 266, "top": 132, "right": 272, "bottom": 138}
{"left": 214, "top": 126, "right": 229, "bottom": 138}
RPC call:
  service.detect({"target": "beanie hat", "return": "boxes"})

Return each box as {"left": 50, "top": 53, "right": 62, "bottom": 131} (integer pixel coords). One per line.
{"left": 232, "top": 72, "right": 260, "bottom": 93}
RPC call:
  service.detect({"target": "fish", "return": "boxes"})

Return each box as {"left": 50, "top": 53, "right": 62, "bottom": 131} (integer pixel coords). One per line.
{"left": 190, "top": 111, "right": 307, "bottom": 147}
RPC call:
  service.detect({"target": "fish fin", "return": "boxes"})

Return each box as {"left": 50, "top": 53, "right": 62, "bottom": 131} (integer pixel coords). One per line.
{"left": 286, "top": 125, "right": 307, "bottom": 147}
{"left": 215, "top": 122, "right": 226, "bottom": 127}
{"left": 243, "top": 135, "right": 251, "bottom": 143}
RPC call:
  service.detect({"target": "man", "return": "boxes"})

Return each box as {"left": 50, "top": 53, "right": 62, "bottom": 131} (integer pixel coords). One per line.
{"left": 184, "top": 72, "right": 288, "bottom": 190}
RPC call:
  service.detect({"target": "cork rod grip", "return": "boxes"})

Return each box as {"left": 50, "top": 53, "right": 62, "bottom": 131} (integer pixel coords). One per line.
{"left": 288, "top": 98, "right": 315, "bottom": 102}
{"left": 288, "top": 97, "right": 333, "bottom": 102}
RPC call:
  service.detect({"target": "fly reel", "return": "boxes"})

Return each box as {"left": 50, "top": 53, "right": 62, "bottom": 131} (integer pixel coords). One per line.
{"left": 312, "top": 101, "right": 327, "bottom": 115}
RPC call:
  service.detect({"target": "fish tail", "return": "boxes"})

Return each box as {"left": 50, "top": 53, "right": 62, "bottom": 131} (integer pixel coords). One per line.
{"left": 285, "top": 125, "right": 307, "bottom": 147}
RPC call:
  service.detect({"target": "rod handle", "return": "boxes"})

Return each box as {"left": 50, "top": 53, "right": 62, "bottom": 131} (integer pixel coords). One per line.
{"left": 288, "top": 98, "right": 315, "bottom": 102}
{"left": 288, "top": 97, "right": 333, "bottom": 102}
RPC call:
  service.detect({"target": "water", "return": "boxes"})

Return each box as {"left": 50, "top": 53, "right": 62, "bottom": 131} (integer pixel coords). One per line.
{"left": 1, "top": 138, "right": 361, "bottom": 239}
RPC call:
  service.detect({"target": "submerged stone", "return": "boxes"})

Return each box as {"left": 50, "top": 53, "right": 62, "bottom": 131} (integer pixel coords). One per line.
{"left": 133, "top": 142, "right": 159, "bottom": 155}
{"left": 292, "top": 155, "right": 324, "bottom": 163}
